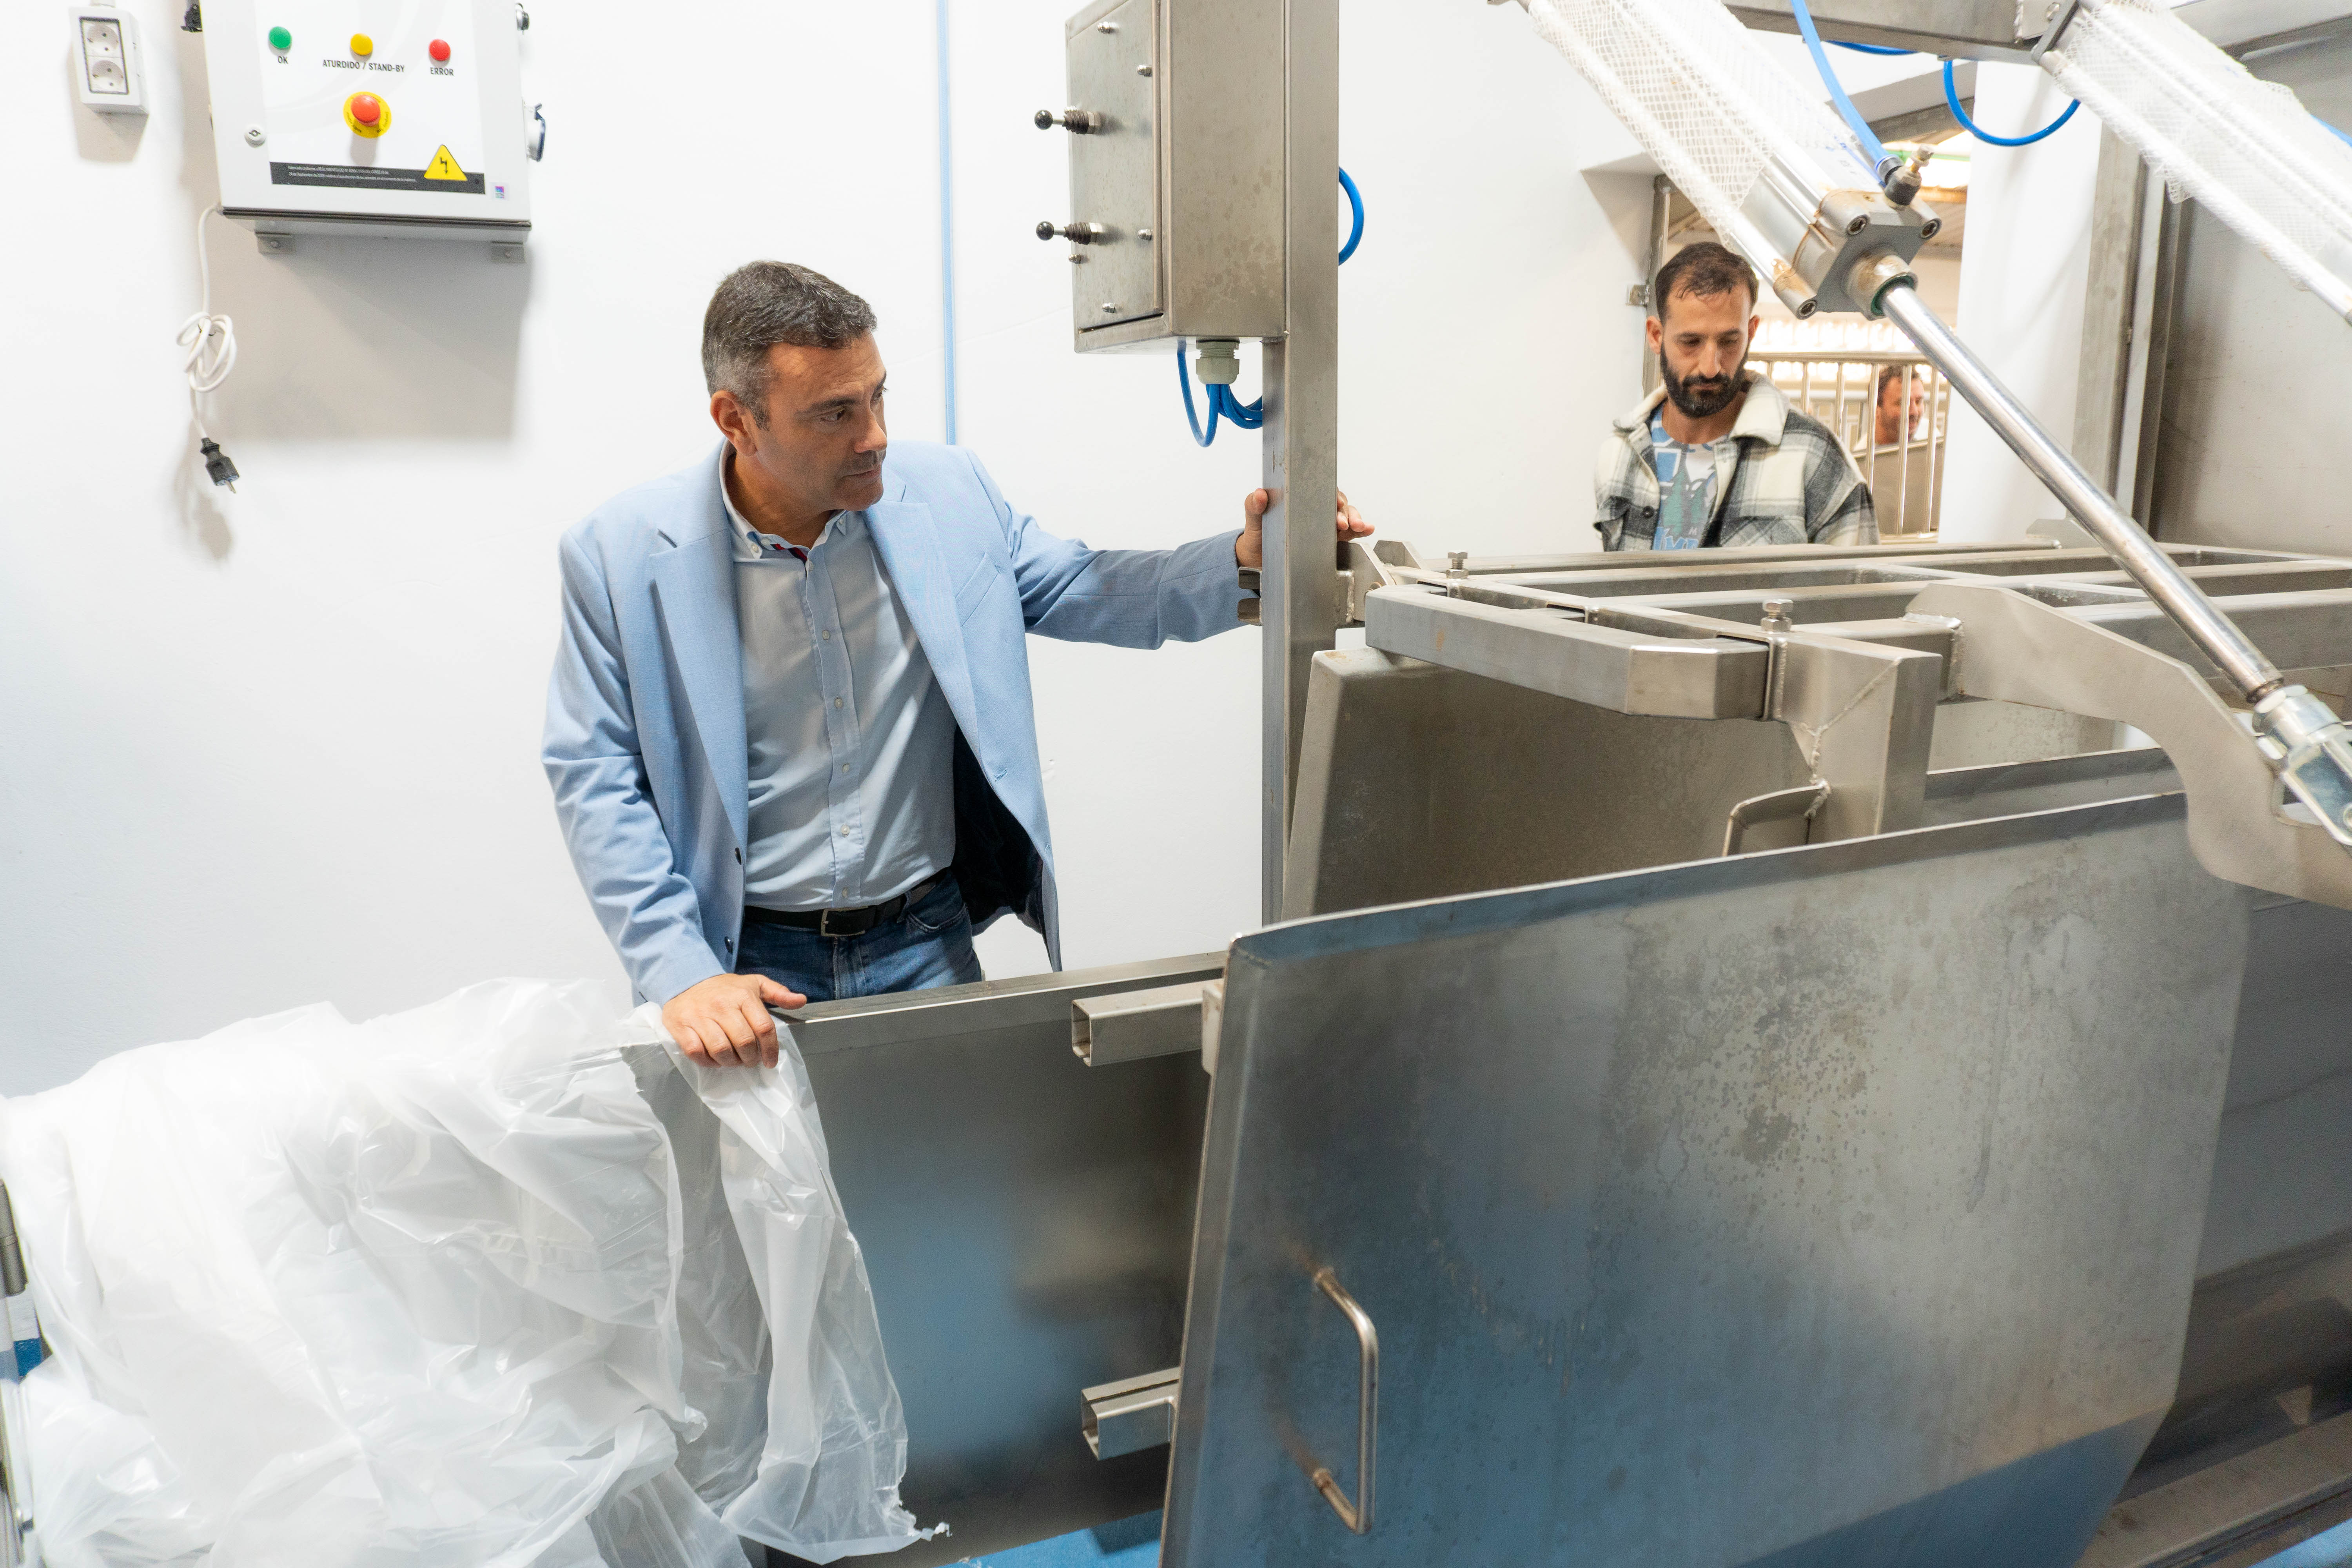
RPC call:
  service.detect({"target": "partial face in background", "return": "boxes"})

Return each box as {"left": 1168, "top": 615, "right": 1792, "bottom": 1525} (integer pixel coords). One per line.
{"left": 1876, "top": 371, "right": 1928, "bottom": 443}
{"left": 1649, "top": 285, "right": 1760, "bottom": 420}
{"left": 716, "top": 335, "right": 890, "bottom": 517}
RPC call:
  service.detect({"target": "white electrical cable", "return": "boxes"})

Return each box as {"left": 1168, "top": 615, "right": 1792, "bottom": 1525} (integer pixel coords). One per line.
{"left": 177, "top": 205, "right": 236, "bottom": 435}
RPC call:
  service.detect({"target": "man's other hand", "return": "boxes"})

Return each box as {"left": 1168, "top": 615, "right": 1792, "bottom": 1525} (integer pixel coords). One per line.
{"left": 1236, "top": 488, "right": 1373, "bottom": 570}
{"left": 662, "top": 972, "right": 804, "bottom": 1069}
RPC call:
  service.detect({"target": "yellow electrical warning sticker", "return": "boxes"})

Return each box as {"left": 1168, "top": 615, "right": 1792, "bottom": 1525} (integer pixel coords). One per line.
{"left": 422, "top": 146, "right": 468, "bottom": 181}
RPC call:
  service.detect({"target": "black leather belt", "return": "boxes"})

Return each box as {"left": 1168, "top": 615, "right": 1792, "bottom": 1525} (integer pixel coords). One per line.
{"left": 741, "top": 871, "right": 954, "bottom": 939}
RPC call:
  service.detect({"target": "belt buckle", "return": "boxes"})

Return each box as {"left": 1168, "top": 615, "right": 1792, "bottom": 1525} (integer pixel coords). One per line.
{"left": 819, "top": 908, "right": 847, "bottom": 940}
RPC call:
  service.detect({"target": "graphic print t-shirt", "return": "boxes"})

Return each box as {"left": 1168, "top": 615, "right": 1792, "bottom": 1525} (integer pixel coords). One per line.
{"left": 1648, "top": 407, "right": 1725, "bottom": 551}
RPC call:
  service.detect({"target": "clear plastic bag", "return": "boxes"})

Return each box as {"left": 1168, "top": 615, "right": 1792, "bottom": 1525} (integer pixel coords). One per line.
{"left": 1, "top": 980, "right": 931, "bottom": 1567}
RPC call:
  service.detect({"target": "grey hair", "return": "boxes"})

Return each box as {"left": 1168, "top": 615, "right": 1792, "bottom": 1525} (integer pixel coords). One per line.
{"left": 701, "top": 261, "right": 878, "bottom": 426}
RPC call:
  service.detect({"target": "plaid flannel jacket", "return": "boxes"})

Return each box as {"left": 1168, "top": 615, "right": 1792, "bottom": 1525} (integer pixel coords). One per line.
{"left": 1592, "top": 374, "right": 1877, "bottom": 552}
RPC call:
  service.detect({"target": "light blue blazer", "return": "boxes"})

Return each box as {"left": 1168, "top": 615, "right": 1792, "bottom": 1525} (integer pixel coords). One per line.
{"left": 543, "top": 441, "right": 1246, "bottom": 1004}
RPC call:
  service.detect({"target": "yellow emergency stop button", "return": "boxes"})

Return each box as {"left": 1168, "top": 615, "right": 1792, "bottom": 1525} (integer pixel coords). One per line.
{"left": 343, "top": 91, "right": 390, "bottom": 136}
{"left": 349, "top": 32, "right": 373, "bottom": 56}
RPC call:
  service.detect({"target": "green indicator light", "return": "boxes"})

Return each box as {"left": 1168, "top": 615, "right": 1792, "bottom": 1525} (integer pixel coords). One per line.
{"left": 267, "top": 25, "right": 291, "bottom": 51}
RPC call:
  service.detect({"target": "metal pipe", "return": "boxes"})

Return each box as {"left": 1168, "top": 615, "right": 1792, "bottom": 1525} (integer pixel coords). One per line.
{"left": 1874, "top": 276, "right": 2284, "bottom": 701}
{"left": 1897, "top": 362, "right": 1913, "bottom": 529}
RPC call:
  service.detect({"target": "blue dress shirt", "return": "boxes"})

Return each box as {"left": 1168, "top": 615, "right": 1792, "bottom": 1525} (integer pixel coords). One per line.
{"left": 723, "top": 476, "right": 956, "bottom": 912}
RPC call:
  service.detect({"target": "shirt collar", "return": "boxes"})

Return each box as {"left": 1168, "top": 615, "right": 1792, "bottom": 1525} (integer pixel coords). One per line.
{"left": 1625, "top": 371, "right": 1791, "bottom": 449}
{"left": 721, "top": 453, "right": 851, "bottom": 562}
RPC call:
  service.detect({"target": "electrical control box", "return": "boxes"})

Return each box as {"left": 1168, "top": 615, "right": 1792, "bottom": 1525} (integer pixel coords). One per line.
{"left": 72, "top": 6, "right": 149, "bottom": 114}
{"left": 196, "top": 0, "right": 532, "bottom": 250}
{"left": 1044, "top": 0, "right": 1286, "bottom": 351}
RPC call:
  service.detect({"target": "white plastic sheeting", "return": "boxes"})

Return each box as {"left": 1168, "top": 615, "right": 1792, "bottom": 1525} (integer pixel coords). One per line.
{"left": 0, "top": 980, "right": 932, "bottom": 1567}
{"left": 2043, "top": 0, "right": 2352, "bottom": 323}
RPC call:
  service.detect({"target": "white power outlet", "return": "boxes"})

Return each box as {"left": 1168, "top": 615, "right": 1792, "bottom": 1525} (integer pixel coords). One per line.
{"left": 73, "top": 6, "right": 147, "bottom": 114}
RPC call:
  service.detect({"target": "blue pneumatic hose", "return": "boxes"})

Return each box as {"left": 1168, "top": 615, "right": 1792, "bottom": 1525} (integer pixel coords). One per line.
{"left": 1943, "top": 58, "right": 2080, "bottom": 146}
{"left": 1832, "top": 40, "right": 1913, "bottom": 56}
{"left": 1787, "top": 0, "right": 1893, "bottom": 170}
{"left": 1338, "top": 166, "right": 1365, "bottom": 264}
{"left": 1177, "top": 167, "right": 1361, "bottom": 446}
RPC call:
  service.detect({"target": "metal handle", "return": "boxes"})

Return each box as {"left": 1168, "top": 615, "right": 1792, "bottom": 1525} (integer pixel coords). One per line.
{"left": 1307, "top": 1267, "right": 1378, "bottom": 1535}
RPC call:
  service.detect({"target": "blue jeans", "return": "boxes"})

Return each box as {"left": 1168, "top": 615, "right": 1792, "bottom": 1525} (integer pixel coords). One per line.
{"left": 733, "top": 875, "right": 984, "bottom": 1004}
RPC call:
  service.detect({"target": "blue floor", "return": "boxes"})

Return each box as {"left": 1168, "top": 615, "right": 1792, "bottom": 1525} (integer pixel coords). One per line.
{"left": 2258, "top": 1517, "right": 2352, "bottom": 1568}
{"left": 952, "top": 1506, "right": 2352, "bottom": 1566}
{"left": 962, "top": 1510, "right": 1160, "bottom": 1567}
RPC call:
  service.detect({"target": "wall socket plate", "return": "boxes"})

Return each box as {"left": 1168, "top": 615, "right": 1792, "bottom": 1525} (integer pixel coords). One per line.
{"left": 71, "top": 5, "right": 148, "bottom": 114}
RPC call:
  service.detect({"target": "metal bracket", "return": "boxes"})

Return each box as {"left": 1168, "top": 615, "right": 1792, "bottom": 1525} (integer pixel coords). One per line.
{"left": 1344, "top": 537, "right": 1425, "bottom": 625}
{"left": 1071, "top": 982, "right": 1209, "bottom": 1066}
{"left": 1082, "top": 1367, "right": 1180, "bottom": 1459}
{"left": 1724, "top": 780, "right": 1835, "bottom": 856}
{"left": 2027, "top": 0, "right": 2083, "bottom": 60}
{"left": 1910, "top": 581, "right": 2352, "bottom": 907}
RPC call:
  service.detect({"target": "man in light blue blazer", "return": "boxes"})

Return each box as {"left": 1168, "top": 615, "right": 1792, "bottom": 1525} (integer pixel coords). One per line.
{"left": 544, "top": 262, "right": 1368, "bottom": 1068}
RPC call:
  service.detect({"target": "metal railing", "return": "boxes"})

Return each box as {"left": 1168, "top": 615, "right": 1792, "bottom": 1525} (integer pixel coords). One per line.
{"left": 1748, "top": 350, "right": 1950, "bottom": 537}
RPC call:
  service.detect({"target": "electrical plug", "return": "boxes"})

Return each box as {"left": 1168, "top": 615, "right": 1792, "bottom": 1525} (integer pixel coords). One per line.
{"left": 200, "top": 437, "right": 239, "bottom": 491}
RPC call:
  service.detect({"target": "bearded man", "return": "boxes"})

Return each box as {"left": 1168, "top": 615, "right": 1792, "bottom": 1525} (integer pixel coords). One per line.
{"left": 1592, "top": 242, "right": 1876, "bottom": 552}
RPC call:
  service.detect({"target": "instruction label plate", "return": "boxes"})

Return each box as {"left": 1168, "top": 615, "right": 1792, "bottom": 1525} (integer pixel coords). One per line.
{"left": 271, "top": 160, "right": 484, "bottom": 194}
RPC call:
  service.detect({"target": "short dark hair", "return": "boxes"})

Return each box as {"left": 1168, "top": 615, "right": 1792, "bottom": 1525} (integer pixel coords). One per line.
{"left": 1653, "top": 241, "right": 1757, "bottom": 322}
{"left": 1876, "top": 363, "right": 1911, "bottom": 401}
{"left": 702, "top": 261, "right": 877, "bottom": 426}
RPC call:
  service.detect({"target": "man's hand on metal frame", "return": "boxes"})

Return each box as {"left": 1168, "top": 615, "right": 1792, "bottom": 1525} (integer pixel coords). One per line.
{"left": 663, "top": 971, "right": 805, "bottom": 1069}
{"left": 1236, "top": 488, "right": 1373, "bottom": 570}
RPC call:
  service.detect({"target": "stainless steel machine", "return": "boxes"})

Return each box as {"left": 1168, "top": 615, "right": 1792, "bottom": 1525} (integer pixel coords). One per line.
{"left": 771, "top": 3, "right": 2352, "bottom": 1565}
{"left": 786, "top": 536, "right": 2352, "bottom": 1567}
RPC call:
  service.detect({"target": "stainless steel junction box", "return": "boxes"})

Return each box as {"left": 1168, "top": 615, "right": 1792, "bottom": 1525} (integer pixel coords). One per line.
{"left": 776, "top": 539, "right": 2352, "bottom": 1568}
{"left": 1042, "top": 0, "right": 1288, "bottom": 350}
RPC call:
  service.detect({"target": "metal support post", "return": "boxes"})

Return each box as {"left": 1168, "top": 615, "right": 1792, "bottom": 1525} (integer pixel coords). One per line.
{"left": 1260, "top": 0, "right": 1341, "bottom": 922}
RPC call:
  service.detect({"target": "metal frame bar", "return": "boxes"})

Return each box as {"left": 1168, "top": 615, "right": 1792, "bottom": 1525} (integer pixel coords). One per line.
{"left": 1259, "top": 0, "right": 1341, "bottom": 923}
{"left": 1352, "top": 537, "right": 2352, "bottom": 905}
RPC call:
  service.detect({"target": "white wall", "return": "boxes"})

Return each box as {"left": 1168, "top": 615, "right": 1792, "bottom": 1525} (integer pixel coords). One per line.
{"left": 1936, "top": 62, "right": 2105, "bottom": 541}
{"left": 1, "top": 1, "right": 1648, "bottom": 1092}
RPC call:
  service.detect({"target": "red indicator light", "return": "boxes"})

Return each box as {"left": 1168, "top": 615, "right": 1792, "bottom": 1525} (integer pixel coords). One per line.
{"left": 428, "top": 38, "right": 450, "bottom": 62}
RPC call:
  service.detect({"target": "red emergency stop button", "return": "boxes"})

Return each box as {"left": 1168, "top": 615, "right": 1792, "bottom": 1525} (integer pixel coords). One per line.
{"left": 342, "top": 91, "right": 391, "bottom": 136}
{"left": 428, "top": 38, "right": 450, "bottom": 62}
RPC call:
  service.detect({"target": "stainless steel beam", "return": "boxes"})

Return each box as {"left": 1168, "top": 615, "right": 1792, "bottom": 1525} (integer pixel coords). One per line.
{"left": 1083, "top": 1368, "right": 1181, "bottom": 1460}
{"left": 1072, "top": 981, "right": 1210, "bottom": 1066}
{"left": 1404, "top": 538, "right": 2059, "bottom": 582}
{"left": 1770, "top": 635, "right": 1945, "bottom": 840}
{"left": 2075, "top": 130, "right": 2153, "bottom": 497}
{"left": 2065, "top": 588, "right": 2352, "bottom": 676}
{"left": 1261, "top": 0, "right": 1341, "bottom": 924}
{"left": 1363, "top": 585, "right": 1769, "bottom": 718}
{"left": 1729, "top": 0, "right": 2352, "bottom": 56}
{"left": 1728, "top": 0, "right": 2036, "bottom": 60}
{"left": 2078, "top": 1407, "right": 2352, "bottom": 1568}
{"left": 780, "top": 951, "right": 1223, "bottom": 1055}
